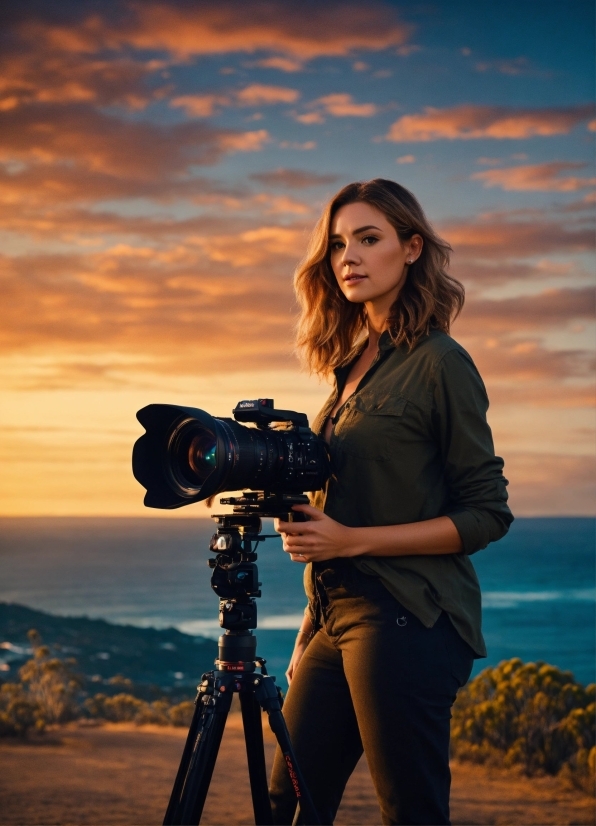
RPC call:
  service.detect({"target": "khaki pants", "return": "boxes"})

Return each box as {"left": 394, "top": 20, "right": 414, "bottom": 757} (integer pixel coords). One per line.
{"left": 269, "top": 561, "right": 474, "bottom": 825}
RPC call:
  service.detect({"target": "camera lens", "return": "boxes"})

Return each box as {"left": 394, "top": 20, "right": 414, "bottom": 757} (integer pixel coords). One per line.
{"left": 167, "top": 419, "right": 220, "bottom": 493}
{"left": 188, "top": 432, "right": 217, "bottom": 483}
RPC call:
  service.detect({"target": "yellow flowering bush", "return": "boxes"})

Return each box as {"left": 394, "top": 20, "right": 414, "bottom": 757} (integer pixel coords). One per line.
{"left": 85, "top": 692, "right": 195, "bottom": 726}
{"left": 0, "top": 682, "right": 45, "bottom": 736}
{"left": 451, "top": 658, "right": 595, "bottom": 793}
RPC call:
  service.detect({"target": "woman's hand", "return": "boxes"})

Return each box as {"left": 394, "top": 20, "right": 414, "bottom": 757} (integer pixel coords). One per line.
{"left": 275, "top": 508, "right": 463, "bottom": 561}
{"left": 274, "top": 504, "right": 360, "bottom": 563}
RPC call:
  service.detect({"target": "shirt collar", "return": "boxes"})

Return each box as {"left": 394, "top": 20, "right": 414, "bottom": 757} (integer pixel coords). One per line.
{"left": 378, "top": 329, "right": 395, "bottom": 351}
{"left": 333, "top": 330, "right": 396, "bottom": 378}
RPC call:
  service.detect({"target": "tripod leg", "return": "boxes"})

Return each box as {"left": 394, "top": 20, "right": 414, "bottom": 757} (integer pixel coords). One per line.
{"left": 254, "top": 676, "right": 321, "bottom": 826}
{"left": 164, "top": 690, "right": 206, "bottom": 824}
{"left": 240, "top": 690, "right": 273, "bottom": 825}
{"left": 164, "top": 676, "right": 234, "bottom": 825}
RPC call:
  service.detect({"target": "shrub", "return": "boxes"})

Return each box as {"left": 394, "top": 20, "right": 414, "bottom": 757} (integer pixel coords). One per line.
{"left": 0, "top": 682, "right": 44, "bottom": 737}
{"left": 18, "top": 630, "right": 81, "bottom": 724}
{"left": 451, "top": 658, "right": 595, "bottom": 793}
{"left": 135, "top": 700, "right": 171, "bottom": 726}
{"left": 85, "top": 692, "right": 145, "bottom": 722}
{"left": 168, "top": 700, "right": 195, "bottom": 727}
{"left": 1, "top": 628, "right": 200, "bottom": 736}
{"left": 84, "top": 693, "right": 192, "bottom": 726}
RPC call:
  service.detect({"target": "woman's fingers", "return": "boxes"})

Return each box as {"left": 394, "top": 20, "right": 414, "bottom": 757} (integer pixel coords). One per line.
{"left": 291, "top": 503, "right": 325, "bottom": 520}
{"left": 275, "top": 520, "right": 313, "bottom": 535}
{"left": 284, "top": 533, "right": 311, "bottom": 547}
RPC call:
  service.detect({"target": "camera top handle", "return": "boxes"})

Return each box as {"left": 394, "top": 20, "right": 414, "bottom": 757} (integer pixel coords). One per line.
{"left": 233, "top": 398, "right": 308, "bottom": 429}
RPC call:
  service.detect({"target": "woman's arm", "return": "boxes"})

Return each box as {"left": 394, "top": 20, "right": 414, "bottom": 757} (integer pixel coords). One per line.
{"left": 274, "top": 504, "right": 462, "bottom": 563}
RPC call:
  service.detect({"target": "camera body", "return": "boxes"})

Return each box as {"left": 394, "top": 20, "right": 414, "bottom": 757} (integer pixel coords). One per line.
{"left": 133, "top": 398, "right": 330, "bottom": 513}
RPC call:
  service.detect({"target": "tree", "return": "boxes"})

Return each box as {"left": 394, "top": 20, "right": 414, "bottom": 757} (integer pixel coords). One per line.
{"left": 17, "top": 629, "right": 82, "bottom": 725}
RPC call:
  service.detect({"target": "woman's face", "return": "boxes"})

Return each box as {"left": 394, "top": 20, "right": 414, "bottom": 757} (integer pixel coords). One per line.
{"left": 329, "top": 201, "right": 422, "bottom": 313}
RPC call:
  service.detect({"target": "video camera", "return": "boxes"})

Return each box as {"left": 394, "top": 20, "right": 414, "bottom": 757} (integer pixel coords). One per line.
{"left": 132, "top": 398, "right": 330, "bottom": 519}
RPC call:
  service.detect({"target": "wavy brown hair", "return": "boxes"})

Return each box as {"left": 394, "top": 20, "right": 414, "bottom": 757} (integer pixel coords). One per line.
{"left": 294, "top": 178, "right": 465, "bottom": 376}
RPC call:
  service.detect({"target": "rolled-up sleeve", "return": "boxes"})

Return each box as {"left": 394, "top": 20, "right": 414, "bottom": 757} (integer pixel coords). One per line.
{"left": 432, "top": 348, "right": 514, "bottom": 554}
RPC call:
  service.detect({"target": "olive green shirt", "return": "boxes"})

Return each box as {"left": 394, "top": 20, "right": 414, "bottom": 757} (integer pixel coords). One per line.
{"left": 305, "top": 329, "right": 513, "bottom": 657}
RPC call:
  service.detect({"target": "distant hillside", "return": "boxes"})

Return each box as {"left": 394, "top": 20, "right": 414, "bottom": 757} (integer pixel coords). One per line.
{"left": 0, "top": 603, "right": 217, "bottom": 700}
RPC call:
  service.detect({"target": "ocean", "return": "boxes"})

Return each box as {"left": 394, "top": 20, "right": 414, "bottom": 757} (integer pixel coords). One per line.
{"left": 0, "top": 516, "right": 594, "bottom": 687}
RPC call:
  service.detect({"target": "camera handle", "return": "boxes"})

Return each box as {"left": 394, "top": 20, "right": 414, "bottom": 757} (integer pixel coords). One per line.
{"left": 163, "top": 509, "right": 320, "bottom": 826}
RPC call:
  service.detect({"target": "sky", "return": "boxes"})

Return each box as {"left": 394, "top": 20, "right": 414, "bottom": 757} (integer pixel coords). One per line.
{"left": 0, "top": 0, "right": 594, "bottom": 517}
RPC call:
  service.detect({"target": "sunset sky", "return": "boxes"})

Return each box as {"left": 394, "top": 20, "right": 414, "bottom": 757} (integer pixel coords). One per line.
{"left": 1, "top": 0, "right": 594, "bottom": 517}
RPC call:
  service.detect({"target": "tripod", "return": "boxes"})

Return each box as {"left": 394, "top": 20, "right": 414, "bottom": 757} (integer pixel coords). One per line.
{"left": 164, "top": 495, "right": 320, "bottom": 826}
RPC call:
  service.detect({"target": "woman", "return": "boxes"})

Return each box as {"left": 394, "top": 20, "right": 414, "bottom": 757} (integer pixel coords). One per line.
{"left": 269, "top": 179, "right": 513, "bottom": 826}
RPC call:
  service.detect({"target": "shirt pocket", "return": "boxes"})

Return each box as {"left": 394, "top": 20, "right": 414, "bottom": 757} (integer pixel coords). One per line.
{"left": 333, "top": 393, "right": 409, "bottom": 460}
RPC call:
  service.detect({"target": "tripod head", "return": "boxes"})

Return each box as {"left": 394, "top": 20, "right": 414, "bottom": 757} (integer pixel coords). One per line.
{"left": 216, "top": 490, "right": 310, "bottom": 520}
{"left": 208, "top": 492, "right": 308, "bottom": 636}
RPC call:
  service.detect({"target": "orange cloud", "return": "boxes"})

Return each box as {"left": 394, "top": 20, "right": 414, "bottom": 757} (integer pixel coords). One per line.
{"left": 385, "top": 104, "right": 594, "bottom": 142}
{"left": 169, "top": 93, "right": 228, "bottom": 117}
{"left": 0, "top": 1, "right": 410, "bottom": 129}
{"left": 12, "top": 2, "right": 411, "bottom": 62}
{"left": 442, "top": 212, "right": 593, "bottom": 263}
{"left": 471, "top": 162, "right": 596, "bottom": 192}
{"left": 0, "top": 236, "right": 300, "bottom": 377}
{"left": 251, "top": 194, "right": 312, "bottom": 215}
{"left": 235, "top": 84, "right": 300, "bottom": 106}
{"left": 170, "top": 85, "right": 301, "bottom": 117}
{"left": 458, "top": 288, "right": 595, "bottom": 335}
{"left": 504, "top": 453, "right": 595, "bottom": 516}
{"left": 489, "top": 384, "right": 594, "bottom": 410}
{"left": 219, "top": 129, "right": 271, "bottom": 152}
{"left": 116, "top": 2, "right": 412, "bottom": 60}
{"left": 1, "top": 222, "right": 591, "bottom": 390}
{"left": 471, "top": 338, "right": 593, "bottom": 385}
{"left": 451, "top": 289, "right": 595, "bottom": 411}
{"left": 293, "top": 112, "right": 326, "bottom": 125}
{"left": 310, "top": 93, "right": 379, "bottom": 118}
{"left": 250, "top": 57, "right": 304, "bottom": 73}
{"left": 279, "top": 140, "right": 316, "bottom": 150}
{"left": 0, "top": 45, "right": 164, "bottom": 112}
{"left": 0, "top": 104, "right": 270, "bottom": 180}
{"left": 190, "top": 225, "right": 305, "bottom": 266}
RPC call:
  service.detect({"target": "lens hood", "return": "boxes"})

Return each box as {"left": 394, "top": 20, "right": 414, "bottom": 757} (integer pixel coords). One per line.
{"left": 133, "top": 404, "right": 230, "bottom": 509}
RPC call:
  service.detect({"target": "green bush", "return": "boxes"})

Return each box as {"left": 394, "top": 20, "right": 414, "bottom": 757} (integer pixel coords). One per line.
{"left": 451, "top": 658, "right": 595, "bottom": 793}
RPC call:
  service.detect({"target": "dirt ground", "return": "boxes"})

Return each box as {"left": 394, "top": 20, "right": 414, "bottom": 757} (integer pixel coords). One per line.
{"left": 0, "top": 716, "right": 593, "bottom": 826}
